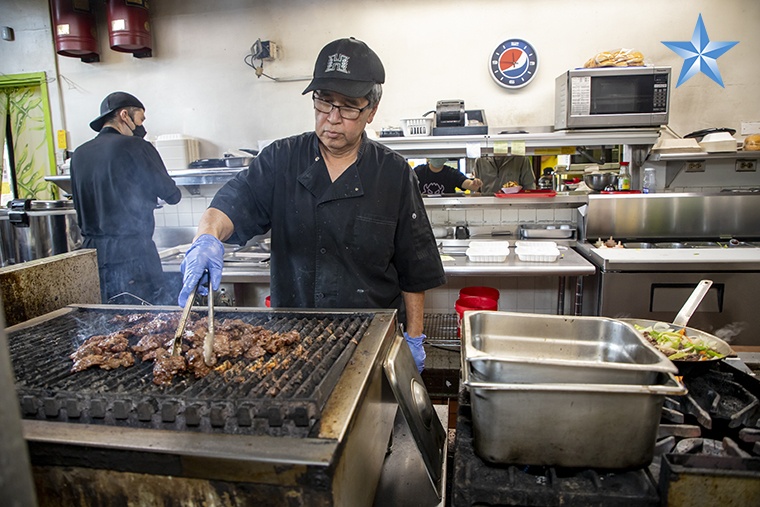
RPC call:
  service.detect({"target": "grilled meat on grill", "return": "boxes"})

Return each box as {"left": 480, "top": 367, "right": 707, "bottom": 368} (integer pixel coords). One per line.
{"left": 153, "top": 348, "right": 187, "bottom": 386}
{"left": 70, "top": 332, "right": 133, "bottom": 372}
{"left": 70, "top": 312, "right": 302, "bottom": 386}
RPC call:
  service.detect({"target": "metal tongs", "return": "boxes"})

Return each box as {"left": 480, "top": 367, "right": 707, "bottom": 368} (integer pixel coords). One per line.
{"left": 171, "top": 270, "right": 215, "bottom": 366}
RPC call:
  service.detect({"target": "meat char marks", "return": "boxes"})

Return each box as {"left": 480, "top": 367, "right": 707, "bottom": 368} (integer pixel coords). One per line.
{"left": 69, "top": 312, "right": 302, "bottom": 387}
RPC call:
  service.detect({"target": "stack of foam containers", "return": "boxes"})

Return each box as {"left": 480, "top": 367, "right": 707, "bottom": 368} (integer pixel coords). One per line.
{"left": 155, "top": 134, "right": 200, "bottom": 170}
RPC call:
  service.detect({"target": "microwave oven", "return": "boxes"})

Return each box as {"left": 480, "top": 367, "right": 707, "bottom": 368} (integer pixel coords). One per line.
{"left": 554, "top": 66, "right": 671, "bottom": 130}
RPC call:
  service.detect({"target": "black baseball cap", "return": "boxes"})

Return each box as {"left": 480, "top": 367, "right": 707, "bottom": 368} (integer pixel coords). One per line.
{"left": 302, "top": 37, "right": 385, "bottom": 98}
{"left": 89, "top": 91, "right": 145, "bottom": 132}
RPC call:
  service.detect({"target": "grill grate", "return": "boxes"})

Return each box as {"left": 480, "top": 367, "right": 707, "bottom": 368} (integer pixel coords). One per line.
{"left": 9, "top": 307, "right": 373, "bottom": 437}
{"left": 423, "top": 313, "right": 458, "bottom": 341}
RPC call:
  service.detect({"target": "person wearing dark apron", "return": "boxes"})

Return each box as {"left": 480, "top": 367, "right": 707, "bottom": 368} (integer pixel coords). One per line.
{"left": 70, "top": 92, "right": 181, "bottom": 304}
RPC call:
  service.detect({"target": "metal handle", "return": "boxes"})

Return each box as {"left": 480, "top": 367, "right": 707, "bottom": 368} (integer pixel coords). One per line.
{"left": 204, "top": 275, "right": 215, "bottom": 366}
{"left": 672, "top": 280, "right": 713, "bottom": 328}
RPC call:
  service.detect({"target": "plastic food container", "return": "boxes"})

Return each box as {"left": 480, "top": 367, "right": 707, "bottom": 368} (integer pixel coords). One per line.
{"left": 514, "top": 241, "right": 561, "bottom": 262}
{"left": 699, "top": 132, "right": 738, "bottom": 153}
{"left": 500, "top": 185, "right": 522, "bottom": 194}
{"left": 465, "top": 241, "right": 509, "bottom": 262}
{"left": 460, "top": 311, "right": 686, "bottom": 468}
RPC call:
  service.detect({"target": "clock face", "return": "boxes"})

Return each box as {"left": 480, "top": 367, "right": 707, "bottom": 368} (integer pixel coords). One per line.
{"left": 490, "top": 39, "right": 539, "bottom": 89}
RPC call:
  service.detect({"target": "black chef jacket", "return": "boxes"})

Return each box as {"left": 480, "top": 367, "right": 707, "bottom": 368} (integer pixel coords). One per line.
{"left": 211, "top": 132, "right": 446, "bottom": 319}
{"left": 70, "top": 127, "right": 181, "bottom": 302}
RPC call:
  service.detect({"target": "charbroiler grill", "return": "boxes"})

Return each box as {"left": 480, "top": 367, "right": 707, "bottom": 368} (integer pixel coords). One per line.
{"left": 7, "top": 304, "right": 445, "bottom": 507}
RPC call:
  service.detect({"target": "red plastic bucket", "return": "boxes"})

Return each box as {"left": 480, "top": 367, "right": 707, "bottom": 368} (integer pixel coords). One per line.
{"left": 460, "top": 286, "right": 500, "bottom": 302}
{"left": 455, "top": 295, "right": 498, "bottom": 337}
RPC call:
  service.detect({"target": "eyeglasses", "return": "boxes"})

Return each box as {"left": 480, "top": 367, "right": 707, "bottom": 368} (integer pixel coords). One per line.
{"left": 312, "top": 93, "right": 370, "bottom": 120}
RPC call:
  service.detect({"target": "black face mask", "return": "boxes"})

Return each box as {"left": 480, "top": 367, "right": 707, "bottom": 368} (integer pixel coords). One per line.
{"left": 127, "top": 111, "right": 146, "bottom": 138}
{"left": 132, "top": 124, "right": 147, "bottom": 138}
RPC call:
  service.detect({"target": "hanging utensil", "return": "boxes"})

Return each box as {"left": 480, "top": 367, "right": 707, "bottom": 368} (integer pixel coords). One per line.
{"left": 672, "top": 280, "right": 713, "bottom": 328}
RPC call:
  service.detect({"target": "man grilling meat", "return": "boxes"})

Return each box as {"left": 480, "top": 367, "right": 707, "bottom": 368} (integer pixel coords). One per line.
{"left": 178, "top": 37, "right": 445, "bottom": 372}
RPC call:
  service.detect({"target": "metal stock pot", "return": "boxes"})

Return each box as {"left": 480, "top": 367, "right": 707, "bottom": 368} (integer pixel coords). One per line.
{"left": 6, "top": 199, "right": 82, "bottom": 264}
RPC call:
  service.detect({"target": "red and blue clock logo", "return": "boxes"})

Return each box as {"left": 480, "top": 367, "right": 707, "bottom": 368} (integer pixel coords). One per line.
{"left": 490, "top": 39, "right": 538, "bottom": 89}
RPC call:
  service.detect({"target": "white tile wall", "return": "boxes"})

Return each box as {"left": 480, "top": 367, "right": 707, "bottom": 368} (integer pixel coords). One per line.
{"left": 426, "top": 275, "right": 566, "bottom": 316}
{"left": 154, "top": 186, "right": 219, "bottom": 227}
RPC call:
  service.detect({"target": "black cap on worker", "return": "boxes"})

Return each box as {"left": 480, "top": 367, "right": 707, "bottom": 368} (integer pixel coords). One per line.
{"left": 302, "top": 37, "right": 385, "bottom": 98}
{"left": 89, "top": 91, "right": 145, "bottom": 132}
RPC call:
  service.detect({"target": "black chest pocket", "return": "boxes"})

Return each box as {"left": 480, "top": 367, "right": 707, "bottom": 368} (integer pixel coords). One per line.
{"left": 351, "top": 214, "right": 396, "bottom": 266}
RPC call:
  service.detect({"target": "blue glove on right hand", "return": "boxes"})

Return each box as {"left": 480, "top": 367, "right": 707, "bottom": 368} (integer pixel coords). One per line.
{"left": 178, "top": 234, "right": 225, "bottom": 307}
{"left": 404, "top": 332, "right": 426, "bottom": 373}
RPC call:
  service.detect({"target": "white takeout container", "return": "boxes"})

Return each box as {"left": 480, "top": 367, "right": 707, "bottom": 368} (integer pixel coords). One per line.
{"left": 466, "top": 241, "right": 510, "bottom": 263}
{"left": 699, "top": 132, "right": 738, "bottom": 153}
{"left": 514, "top": 241, "right": 561, "bottom": 262}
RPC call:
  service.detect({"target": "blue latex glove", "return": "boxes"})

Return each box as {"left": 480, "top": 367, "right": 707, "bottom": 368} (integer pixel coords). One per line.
{"left": 178, "top": 234, "right": 225, "bottom": 307}
{"left": 404, "top": 332, "right": 426, "bottom": 373}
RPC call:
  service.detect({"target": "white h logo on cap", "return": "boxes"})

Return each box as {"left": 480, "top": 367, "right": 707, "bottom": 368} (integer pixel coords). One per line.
{"left": 325, "top": 53, "right": 350, "bottom": 74}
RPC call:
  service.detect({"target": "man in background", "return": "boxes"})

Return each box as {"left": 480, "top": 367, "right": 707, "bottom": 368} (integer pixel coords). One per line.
{"left": 71, "top": 91, "right": 181, "bottom": 304}
{"left": 415, "top": 158, "right": 482, "bottom": 195}
{"left": 474, "top": 155, "right": 536, "bottom": 194}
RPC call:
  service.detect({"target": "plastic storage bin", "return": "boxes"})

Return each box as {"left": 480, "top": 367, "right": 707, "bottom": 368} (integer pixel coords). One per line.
{"left": 400, "top": 118, "right": 433, "bottom": 137}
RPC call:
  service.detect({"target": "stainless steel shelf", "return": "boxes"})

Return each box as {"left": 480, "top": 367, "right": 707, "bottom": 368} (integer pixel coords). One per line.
{"left": 376, "top": 128, "right": 662, "bottom": 157}
{"left": 648, "top": 150, "right": 760, "bottom": 162}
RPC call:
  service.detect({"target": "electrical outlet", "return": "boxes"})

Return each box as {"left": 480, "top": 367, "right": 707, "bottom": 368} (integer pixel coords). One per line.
{"left": 685, "top": 161, "right": 705, "bottom": 172}
{"left": 741, "top": 121, "right": 760, "bottom": 136}
{"left": 251, "top": 39, "right": 278, "bottom": 60}
{"left": 735, "top": 160, "right": 757, "bottom": 172}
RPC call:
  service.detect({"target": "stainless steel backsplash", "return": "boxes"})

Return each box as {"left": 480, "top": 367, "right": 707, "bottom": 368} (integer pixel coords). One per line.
{"left": 584, "top": 193, "right": 760, "bottom": 240}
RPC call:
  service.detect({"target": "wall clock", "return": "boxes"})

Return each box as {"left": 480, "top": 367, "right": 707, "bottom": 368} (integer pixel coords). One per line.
{"left": 489, "top": 38, "right": 539, "bottom": 89}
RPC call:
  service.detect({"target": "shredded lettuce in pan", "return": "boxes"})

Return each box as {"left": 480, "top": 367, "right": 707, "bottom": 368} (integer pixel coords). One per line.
{"left": 633, "top": 323, "right": 726, "bottom": 361}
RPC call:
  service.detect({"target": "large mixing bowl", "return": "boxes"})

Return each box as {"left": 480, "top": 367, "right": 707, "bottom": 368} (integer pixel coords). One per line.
{"left": 583, "top": 172, "right": 618, "bottom": 191}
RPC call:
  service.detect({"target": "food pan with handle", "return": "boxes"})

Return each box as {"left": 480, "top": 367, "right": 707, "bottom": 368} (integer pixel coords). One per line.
{"left": 619, "top": 318, "right": 735, "bottom": 376}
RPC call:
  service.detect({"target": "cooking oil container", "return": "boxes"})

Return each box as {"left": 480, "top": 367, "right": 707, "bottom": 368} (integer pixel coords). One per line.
{"left": 8, "top": 200, "right": 82, "bottom": 264}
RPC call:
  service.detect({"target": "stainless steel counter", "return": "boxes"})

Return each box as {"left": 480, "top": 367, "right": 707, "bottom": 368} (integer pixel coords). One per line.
{"left": 160, "top": 241, "right": 596, "bottom": 282}
{"left": 439, "top": 242, "right": 595, "bottom": 277}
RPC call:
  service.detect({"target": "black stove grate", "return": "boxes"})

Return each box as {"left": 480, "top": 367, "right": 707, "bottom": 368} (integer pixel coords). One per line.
{"left": 452, "top": 389, "right": 660, "bottom": 507}
{"left": 8, "top": 307, "right": 373, "bottom": 437}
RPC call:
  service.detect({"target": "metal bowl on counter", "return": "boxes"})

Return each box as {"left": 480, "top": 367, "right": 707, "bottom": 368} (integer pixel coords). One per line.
{"left": 583, "top": 172, "right": 618, "bottom": 191}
